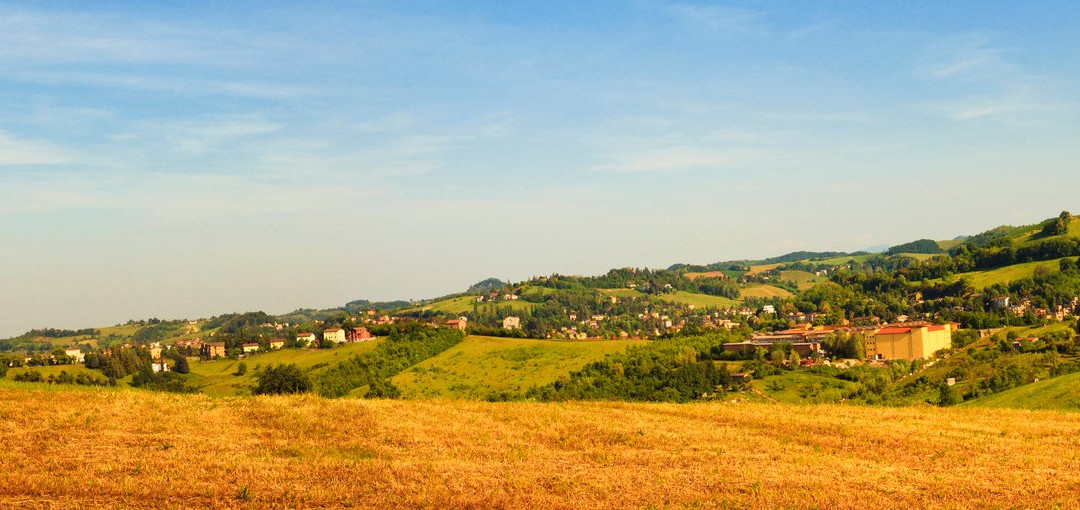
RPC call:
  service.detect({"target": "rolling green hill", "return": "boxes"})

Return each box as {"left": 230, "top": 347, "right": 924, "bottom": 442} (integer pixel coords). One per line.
{"left": 951, "top": 257, "right": 1077, "bottom": 289}
{"left": 397, "top": 295, "right": 536, "bottom": 315}
{"left": 188, "top": 341, "right": 383, "bottom": 396}
{"left": 656, "top": 290, "right": 740, "bottom": 308}
{"left": 962, "top": 371, "right": 1080, "bottom": 411}
{"left": 778, "top": 270, "right": 825, "bottom": 290}
{"left": 392, "top": 335, "right": 648, "bottom": 399}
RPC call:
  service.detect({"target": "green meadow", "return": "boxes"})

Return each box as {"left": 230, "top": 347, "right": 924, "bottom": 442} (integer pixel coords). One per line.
{"left": 392, "top": 335, "right": 648, "bottom": 399}
{"left": 187, "top": 341, "right": 383, "bottom": 396}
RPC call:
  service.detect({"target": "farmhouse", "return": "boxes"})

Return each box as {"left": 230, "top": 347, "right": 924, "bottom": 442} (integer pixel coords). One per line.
{"left": 63, "top": 347, "right": 85, "bottom": 363}
{"left": 296, "top": 333, "right": 317, "bottom": 346}
{"left": 502, "top": 316, "right": 521, "bottom": 330}
{"left": 865, "top": 323, "right": 955, "bottom": 361}
{"left": 242, "top": 343, "right": 260, "bottom": 354}
{"left": 323, "top": 328, "right": 346, "bottom": 344}
{"left": 151, "top": 359, "right": 169, "bottom": 373}
{"left": 446, "top": 317, "right": 468, "bottom": 331}
{"left": 269, "top": 338, "right": 285, "bottom": 350}
{"left": 201, "top": 342, "right": 226, "bottom": 358}
{"left": 347, "top": 327, "right": 372, "bottom": 342}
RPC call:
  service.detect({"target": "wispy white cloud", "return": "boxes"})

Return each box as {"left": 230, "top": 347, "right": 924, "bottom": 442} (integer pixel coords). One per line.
{"left": 0, "top": 171, "right": 389, "bottom": 222}
{"left": 593, "top": 145, "right": 740, "bottom": 173}
{"left": 788, "top": 20, "right": 837, "bottom": 40}
{"left": 660, "top": 3, "right": 768, "bottom": 36}
{"left": 919, "top": 34, "right": 1013, "bottom": 80}
{"left": 0, "top": 129, "right": 74, "bottom": 166}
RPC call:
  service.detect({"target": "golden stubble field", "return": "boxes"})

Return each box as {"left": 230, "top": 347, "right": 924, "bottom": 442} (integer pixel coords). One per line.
{"left": 2, "top": 386, "right": 1080, "bottom": 509}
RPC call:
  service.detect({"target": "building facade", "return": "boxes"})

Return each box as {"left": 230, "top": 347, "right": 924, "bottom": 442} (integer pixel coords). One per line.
{"left": 865, "top": 323, "right": 954, "bottom": 360}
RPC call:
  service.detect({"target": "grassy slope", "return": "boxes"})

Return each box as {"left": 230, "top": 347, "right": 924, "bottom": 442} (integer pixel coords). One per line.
{"left": 778, "top": 270, "right": 825, "bottom": 291}
{"left": 188, "top": 341, "right": 382, "bottom": 396}
{"left": 813, "top": 253, "right": 876, "bottom": 266}
{"left": 963, "top": 371, "right": 1080, "bottom": 411}
{"left": 746, "top": 263, "right": 781, "bottom": 275}
{"left": 399, "top": 295, "right": 535, "bottom": 315}
{"left": 682, "top": 271, "right": 728, "bottom": 280}
{"left": 4, "top": 364, "right": 103, "bottom": 381}
{"left": 1009, "top": 217, "right": 1080, "bottom": 246}
{"left": 597, "top": 288, "right": 647, "bottom": 299}
{"left": 392, "top": 335, "right": 647, "bottom": 399}
{"left": 656, "top": 290, "right": 740, "bottom": 308}
{"left": 740, "top": 284, "right": 795, "bottom": 300}
{"left": 754, "top": 371, "right": 861, "bottom": 404}
{"left": 4, "top": 389, "right": 1080, "bottom": 508}
{"left": 937, "top": 239, "right": 963, "bottom": 250}
{"left": 893, "top": 253, "right": 938, "bottom": 261}
{"left": 952, "top": 257, "right": 1077, "bottom": 289}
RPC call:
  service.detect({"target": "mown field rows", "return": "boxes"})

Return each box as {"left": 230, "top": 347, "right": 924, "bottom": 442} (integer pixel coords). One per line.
{"left": 2, "top": 387, "right": 1080, "bottom": 508}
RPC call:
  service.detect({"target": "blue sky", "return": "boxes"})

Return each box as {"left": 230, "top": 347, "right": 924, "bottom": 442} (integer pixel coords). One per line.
{"left": 1, "top": 1, "right": 1078, "bottom": 335}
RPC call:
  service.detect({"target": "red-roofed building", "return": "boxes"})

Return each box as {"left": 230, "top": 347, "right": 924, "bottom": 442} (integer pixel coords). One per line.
{"left": 347, "top": 327, "right": 372, "bottom": 342}
{"left": 201, "top": 342, "right": 227, "bottom": 359}
{"left": 445, "top": 317, "right": 467, "bottom": 331}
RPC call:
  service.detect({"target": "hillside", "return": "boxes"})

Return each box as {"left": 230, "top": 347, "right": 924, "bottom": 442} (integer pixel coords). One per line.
{"left": 3, "top": 387, "right": 1080, "bottom": 508}
{"left": 963, "top": 371, "right": 1080, "bottom": 411}
{"left": 188, "top": 341, "right": 383, "bottom": 396}
{"left": 396, "top": 295, "right": 535, "bottom": 315}
{"left": 739, "top": 284, "right": 795, "bottom": 300}
{"left": 391, "top": 335, "right": 647, "bottom": 399}
{"left": 951, "top": 257, "right": 1078, "bottom": 289}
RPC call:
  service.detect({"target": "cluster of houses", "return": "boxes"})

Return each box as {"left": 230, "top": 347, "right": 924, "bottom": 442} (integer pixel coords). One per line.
{"left": 294, "top": 326, "right": 374, "bottom": 348}
{"left": 722, "top": 322, "right": 958, "bottom": 361}
{"left": 475, "top": 292, "right": 520, "bottom": 303}
{"left": 991, "top": 296, "right": 1080, "bottom": 322}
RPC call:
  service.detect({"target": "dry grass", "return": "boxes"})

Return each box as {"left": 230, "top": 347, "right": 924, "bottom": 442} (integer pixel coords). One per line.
{"left": 683, "top": 271, "right": 728, "bottom": 281}
{"left": 746, "top": 263, "right": 782, "bottom": 275}
{"left": 3, "top": 387, "right": 1080, "bottom": 509}
{"left": 739, "top": 284, "right": 795, "bottom": 299}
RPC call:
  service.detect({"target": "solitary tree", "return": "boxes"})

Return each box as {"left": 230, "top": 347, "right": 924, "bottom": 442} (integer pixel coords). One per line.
{"left": 253, "top": 364, "right": 312, "bottom": 395}
{"left": 938, "top": 382, "right": 961, "bottom": 407}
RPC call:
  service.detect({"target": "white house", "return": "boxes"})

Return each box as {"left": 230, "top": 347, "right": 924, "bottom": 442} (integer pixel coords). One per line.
{"left": 296, "top": 332, "right": 317, "bottom": 347}
{"left": 63, "top": 347, "right": 85, "bottom": 363}
{"left": 323, "top": 328, "right": 347, "bottom": 344}
{"left": 151, "top": 360, "right": 170, "bottom": 373}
